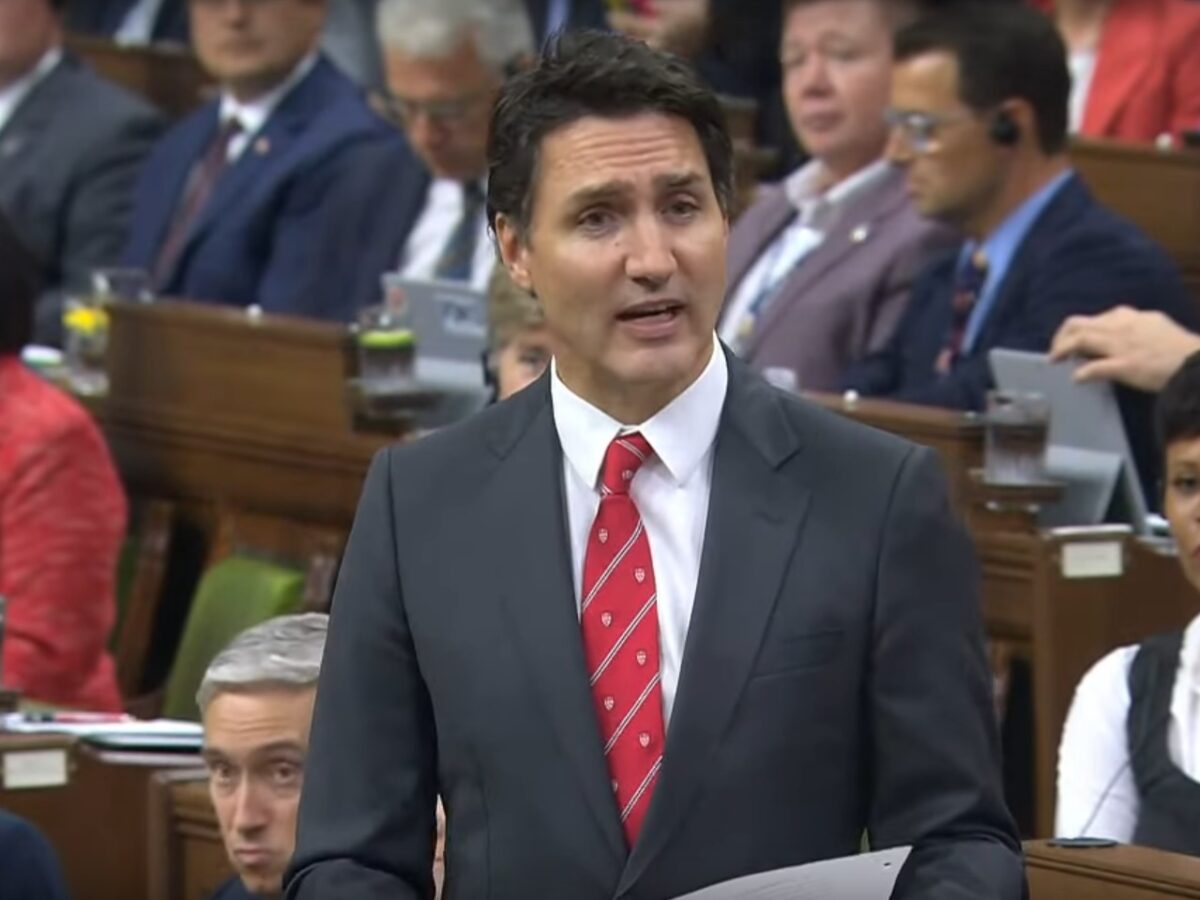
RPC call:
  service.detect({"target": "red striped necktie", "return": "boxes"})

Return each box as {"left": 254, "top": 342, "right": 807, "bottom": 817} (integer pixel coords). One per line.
{"left": 580, "top": 432, "right": 664, "bottom": 847}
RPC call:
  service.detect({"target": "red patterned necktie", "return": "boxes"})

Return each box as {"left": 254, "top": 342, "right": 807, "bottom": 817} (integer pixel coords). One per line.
{"left": 580, "top": 432, "right": 664, "bottom": 847}
{"left": 935, "top": 247, "right": 989, "bottom": 375}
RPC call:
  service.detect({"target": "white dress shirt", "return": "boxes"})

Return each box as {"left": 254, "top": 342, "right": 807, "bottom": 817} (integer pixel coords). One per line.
{"left": 550, "top": 338, "right": 728, "bottom": 726}
{"left": 1056, "top": 612, "right": 1200, "bottom": 840}
{"left": 217, "top": 53, "right": 319, "bottom": 163}
{"left": 399, "top": 178, "right": 494, "bottom": 292}
{"left": 1068, "top": 49, "right": 1098, "bottom": 134}
{"left": 115, "top": 0, "right": 167, "bottom": 45}
{"left": 718, "top": 159, "right": 892, "bottom": 347}
{"left": 0, "top": 47, "right": 62, "bottom": 137}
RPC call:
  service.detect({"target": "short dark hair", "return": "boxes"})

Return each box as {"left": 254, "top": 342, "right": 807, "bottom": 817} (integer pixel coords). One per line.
{"left": 0, "top": 213, "right": 39, "bottom": 355}
{"left": 1157, "top": 350, "right": 1200, "bottom": 452}
{"left": 487, "top": 29, "right": 733, "bottom": 238}
{"left": 894, "top": 2, "right": 1069, "bottom": 155}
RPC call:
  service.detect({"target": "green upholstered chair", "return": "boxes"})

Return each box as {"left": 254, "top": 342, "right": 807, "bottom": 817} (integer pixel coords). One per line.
{"left": 159, "top": 556, "right": 305, "bottom": 722}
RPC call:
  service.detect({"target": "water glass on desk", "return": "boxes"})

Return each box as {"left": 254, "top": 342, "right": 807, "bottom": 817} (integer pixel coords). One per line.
{"left": 62, "top": 268, "right": 152, "bottom": 395}
{"left": 356, "top": 302, "right": 415, "bottom": 392}
{"left": 984, "top": 389, "right": 1050, "bottom": 485}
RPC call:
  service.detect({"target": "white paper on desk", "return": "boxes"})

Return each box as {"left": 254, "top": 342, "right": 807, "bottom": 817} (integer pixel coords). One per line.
{"left": 0, "top": 714, "right": 202, "bottom": 739}
{"left": 672, "top": 847, "right": 911, "bottom": 900}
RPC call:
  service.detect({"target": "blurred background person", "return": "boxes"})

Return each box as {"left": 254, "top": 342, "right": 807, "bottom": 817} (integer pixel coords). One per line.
{"left": 844, "top": 2, "right": 1198, "bottom": 498}
{"left": 0, "top": 212, "right": 123, "bottom": 712}
{"left": 199, "top": 614, "right": 329, "bottom": 900}
{"left": 1036, "top": 0, "right": 1200, "bottom": 145}
{"left": 0, "top": 811, "right": 70, "bottom": 900}
{"left": 120, "top": 0, "right": 405, "bottom": 321}
{"left": 0, "top": 0, "right": 164, "bottom": 346}
{"left": 1055, "top": 352, "right": 1200, "bottom": 852}
{"left": 487, "top": 266, "right": 555, "bottom": 400}
{"left": 340, "top": 0, "right": 535, "bottom": 313}
{"left": 720, "top": 0, "right": 952, "bottom": 392}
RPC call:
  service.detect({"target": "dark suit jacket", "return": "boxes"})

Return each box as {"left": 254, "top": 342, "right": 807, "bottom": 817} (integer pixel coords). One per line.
{"left": 122, "top": 57, "right": 409, "bottom": 321}
{"left": 843, "top": 173, "right": 1200, "bottom": 498}
{"left": 208, "top": 876, "right": 254, "bottom": 900}
{"left": 0, "top": 54, "right": 163, "bottom": 345}
{"left": 723, "top": 166, "right": 955, "bottom": 391}
{"left": 65, "top": 0, "right": 190, "bottom": 44}
{"left": 286, "top": 351, "right": 1024, "bottom": 900}
{"left": 0, "top": 811, "right": 69, "bottom": 900}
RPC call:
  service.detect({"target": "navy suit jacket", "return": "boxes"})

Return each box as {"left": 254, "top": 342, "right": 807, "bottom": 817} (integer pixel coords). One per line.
{"left": 122, "top": 57, "right": 409, "bottom": 322}
{"left": 336, "top": 136, "right": 433, "bottom": 314}
{"left": 66, "top": 0, "right": 190, "bottom": 44}
{"left": 0, "top": 812, "right": 69, "bottom": 900}
{"left": 209, "top": 876, "right": 255, "bottom": 900}
{"left": 844, "top": 172, "right": 1200, "bottom": 496}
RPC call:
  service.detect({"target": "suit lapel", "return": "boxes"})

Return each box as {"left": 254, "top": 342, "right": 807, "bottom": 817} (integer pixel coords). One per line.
{"left": 483, "top": 377, "right": 629, "bottom": 868}
{"left": 723, "top": 189, "right": 796, "bottom": 298}
{"left": 745, "top": 168, "right": 908, "bottom": 359}
{"left": 0, "top": 57, "right": 68, "bottom": 185}
{"left": 1082, "top": 0, "right": 1158, "bottom": 136}
{"left": 618, "top": 354, "right": 812, "bottom": 894}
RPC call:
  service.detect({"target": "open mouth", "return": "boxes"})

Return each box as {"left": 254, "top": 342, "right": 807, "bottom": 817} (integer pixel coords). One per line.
{"left": 616, "top": 301, "right": 684, "bottom": 325}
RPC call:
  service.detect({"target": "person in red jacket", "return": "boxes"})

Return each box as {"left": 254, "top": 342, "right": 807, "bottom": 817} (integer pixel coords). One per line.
{"left": 0, "top": 213, "right": 123, "bottom": 712}
{"left": 1035, "top": 0, "right": 1200, "bottom": 145}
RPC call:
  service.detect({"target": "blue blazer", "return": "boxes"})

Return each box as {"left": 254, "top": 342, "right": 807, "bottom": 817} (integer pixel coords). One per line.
{"left": 122, "top": 57, "right": 409, "bottom": 322}
{"left": 0, "top": 812, "right": 69, "bottom": 900}
{"left": 335, "top": 136, "right": 432, "bottom": 314}
{"left": 844, "top": 173, "right": 1200, "bottom": 496}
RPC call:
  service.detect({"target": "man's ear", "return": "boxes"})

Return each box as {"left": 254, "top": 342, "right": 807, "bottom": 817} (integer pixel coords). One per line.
{"left": 496, "top": 214, "right": 534, "bottom": 293}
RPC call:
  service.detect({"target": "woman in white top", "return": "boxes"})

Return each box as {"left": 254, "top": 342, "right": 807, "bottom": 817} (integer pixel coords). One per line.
{"left": 1056, "top": 351, "right": 1200, "bottom": 853}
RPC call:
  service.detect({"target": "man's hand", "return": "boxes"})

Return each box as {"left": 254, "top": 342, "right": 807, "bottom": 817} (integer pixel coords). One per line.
{"left": 607, "top": 0, "right": 710, "bottom": 58}
{"left": 1049, "top": 306, "right": 1200, "bottom": 392}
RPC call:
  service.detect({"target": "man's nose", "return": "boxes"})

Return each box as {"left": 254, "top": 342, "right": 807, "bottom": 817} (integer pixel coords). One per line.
{"left": 624, "top": 216, "right": 677, "bottom": 289}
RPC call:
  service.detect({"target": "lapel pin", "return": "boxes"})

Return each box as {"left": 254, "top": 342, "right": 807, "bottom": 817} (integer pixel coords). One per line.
{"left": 254, "top": 136, "right": 271, "bottom": 156}
{"left": 850, "top": 224, "right": 870, "bottom": 244}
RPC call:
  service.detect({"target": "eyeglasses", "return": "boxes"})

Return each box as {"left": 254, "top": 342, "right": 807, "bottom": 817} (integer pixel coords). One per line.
{"left": 380, "top": 90, "right": 491, "bottom": 127}
{"left": 884, "top": 108, "right": 975, "bottom": 154}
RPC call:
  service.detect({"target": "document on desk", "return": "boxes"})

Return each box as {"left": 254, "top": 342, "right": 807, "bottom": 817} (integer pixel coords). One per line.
{"left": 672, "top": 847, "right": 910, "bottom": 900}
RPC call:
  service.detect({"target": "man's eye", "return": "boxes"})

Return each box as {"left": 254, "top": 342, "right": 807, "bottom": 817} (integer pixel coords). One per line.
{"left": 1171, "top": 475, "right": 1200, "bottom": 495}
{"left": 578, "top": 209, "right": 614, "bottom": 232}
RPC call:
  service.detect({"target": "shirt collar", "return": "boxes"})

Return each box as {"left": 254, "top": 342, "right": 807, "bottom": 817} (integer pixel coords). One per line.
{"left": 1182, "top": 613, "right": 1200, "bottom": 693}
{"left": 783, "top": 159, "right": 892, "bottom": 229}
{"left": 550, "top": 336, "right": 728, "bottom": 490}
{"left": 963, "top": 169, "right": 1075, "bottom": 282}
{"left": 0, "top": 46, "right": 62, "bottom": 132}
{"left": 218, "top": 52, "right": 318, "bottom": 136}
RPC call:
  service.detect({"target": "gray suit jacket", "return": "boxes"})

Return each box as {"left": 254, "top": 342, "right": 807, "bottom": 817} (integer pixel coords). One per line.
{"left": 0, "top": 55, "right": 163, "bottom": 345}
{"left": 723, "top": 165, "right": 954, "bottom": 392}
{"left": 287, "top": 352, "right": 1024, "bottom": 900}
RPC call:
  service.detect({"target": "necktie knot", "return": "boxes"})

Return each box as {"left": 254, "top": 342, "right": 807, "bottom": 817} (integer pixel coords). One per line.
{"left": 600, "top": 433, "right": 653, "bottom": 496}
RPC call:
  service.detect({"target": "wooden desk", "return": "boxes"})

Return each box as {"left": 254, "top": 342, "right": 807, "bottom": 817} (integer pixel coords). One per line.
{"left": 1028, "top": 840, "right": 1200, "bottom": 898}
{"left": 1070, "top": 139, "right": 1200, "bottom": 300}
{"left": 0, "top": 732, "right": 201, "bottom": 900}
{"left": 65, "top": 34, "right": 212, "bottom": 118}
{"left": 148, "top": 772, "right": 232, "bottom": 900}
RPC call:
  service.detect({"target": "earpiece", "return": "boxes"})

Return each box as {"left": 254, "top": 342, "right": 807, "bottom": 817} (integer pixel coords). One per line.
{"left": 990, "top": 110, "right": 1020, "bottom": 146}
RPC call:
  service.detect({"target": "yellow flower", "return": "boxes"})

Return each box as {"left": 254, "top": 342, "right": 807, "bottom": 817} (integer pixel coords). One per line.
{"left": 63, "top": 306, "right": 109, "bottom": 335}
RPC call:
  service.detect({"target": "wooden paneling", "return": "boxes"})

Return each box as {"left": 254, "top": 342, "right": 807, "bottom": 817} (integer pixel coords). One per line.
{"left": 147, "top": 772, "right": 232, "bottom": 900}
{"left": 65, "top": 35, "right": 212, "bottom": 118}
{"left": 1028, "top": 840, "right": 1200, "bottom": 898}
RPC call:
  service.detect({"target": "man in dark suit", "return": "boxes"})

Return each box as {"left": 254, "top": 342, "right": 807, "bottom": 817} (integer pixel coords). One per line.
{"left": 287, "top": 29, "right": 1023, "bottom": 900}
{"left": 121, "top": 0, "right": 405, "bottom": 321}
{"left": 64, "top": 0, "right": 190, "bottom": 45}
{"left": 338, "top": 0, "right": 535, "bottom": 313}
{"left": 0, "top": 812, "right": 69, "bottom": 900}
{"left": 843, "top": 2, "right": 1199, "bottom": 497}
{"left": 0, "top": 0, "right": 163, "bottom": 345}
{"left": 722, "top": 0, "right": 953, "bottom": 392}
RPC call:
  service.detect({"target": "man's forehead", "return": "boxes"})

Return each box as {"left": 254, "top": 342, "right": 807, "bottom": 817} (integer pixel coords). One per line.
{"left": 893, "top": 51, "right": 962, "bottom": 105}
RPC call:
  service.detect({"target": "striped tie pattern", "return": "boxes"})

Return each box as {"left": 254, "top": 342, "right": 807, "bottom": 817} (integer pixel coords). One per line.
{"left": 580, "top": 432, "right": 664, "bottom": 847}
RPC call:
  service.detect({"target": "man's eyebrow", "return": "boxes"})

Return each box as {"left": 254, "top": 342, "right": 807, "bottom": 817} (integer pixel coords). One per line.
{"left": 564, "top": 171, "right": 708, "bottom": 207}
{"left": 655, "top": 171, "right": 706, "bottom": 192}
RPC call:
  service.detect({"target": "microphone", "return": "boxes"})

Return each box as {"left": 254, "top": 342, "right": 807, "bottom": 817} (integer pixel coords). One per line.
{"left": 1051, "top": 706, "right": 1174, "bottom": 847}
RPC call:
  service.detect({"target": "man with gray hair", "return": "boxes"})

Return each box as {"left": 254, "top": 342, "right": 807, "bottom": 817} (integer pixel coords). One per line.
{"left": 340, "top": 0, "right": 536, "bottom": 312}
{"left": 199, "top": 614, "right": 328, "bottom": 900}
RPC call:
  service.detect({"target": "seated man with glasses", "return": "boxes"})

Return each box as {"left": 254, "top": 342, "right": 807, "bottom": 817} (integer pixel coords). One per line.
{"left": 120, "top": 0, "right": 407, "bottom": 322}
{"left": 336, "top": 0, "right": 535, "bottom": 315}
{"left": 844, "top": 1, "right": 1198, "bottom": 497}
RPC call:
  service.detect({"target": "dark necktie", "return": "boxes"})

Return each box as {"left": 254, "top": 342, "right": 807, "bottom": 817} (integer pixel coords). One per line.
{"left": 935, "top": 248, "right": 989, "bottom": 375}
{"left": 580, "top": 433, "right": 665, "bottom": 848}
{"left": 433, "top": 181, "right": 485, "bottom": 282}
{"left": 153, "top": 117, "right": 243, "bottom": 290}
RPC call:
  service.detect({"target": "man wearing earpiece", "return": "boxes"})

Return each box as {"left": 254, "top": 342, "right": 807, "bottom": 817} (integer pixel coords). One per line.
{"left": 844, "top": 2, "right": 1198, "bottom": 497}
